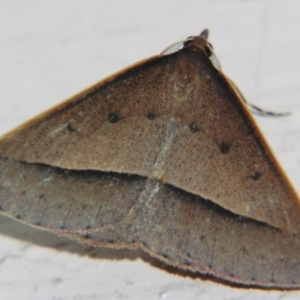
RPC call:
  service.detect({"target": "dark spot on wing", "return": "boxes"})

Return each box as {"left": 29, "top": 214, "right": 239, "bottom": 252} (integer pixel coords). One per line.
{"left": 240, "top": 247, "right": 249, "bottom": 256}
{"left": 161, "top": 252, "right": 170, "bottom": 259}
{"left": 181, "top": 259, "right": 191, "bottom": 266}
{"left": 108, "top": 112, "right": 120, "bottom": 123}
{"left": 219, "top": 141, "right": 230, "bottom": 154}
{"left": 105, "top": 238, "right": 115, "bottom": 243}
{"left": 249, "top": 171, "right": 262, "bottom": 180}
{"left": 199, "top": 235, "right": 206, "bottom": 241}
{"left": 142, "top": 241, "right": 149, "bottom": 248}
{"left": 189, "top": 122, "right": 199, "bottom": 133}
{"left": 238, "top": 216, "right": 253, "bottom": 222}
{"left": 67, "top": 123, "right": 76, "bottom": 133}
{"left": 147, "top": 112, "right": 156, "bottom": 120}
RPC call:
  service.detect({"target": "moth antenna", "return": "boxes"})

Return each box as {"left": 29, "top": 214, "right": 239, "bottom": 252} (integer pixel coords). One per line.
{"left": 161, "top": 37, "right": 193, "bottom": 55}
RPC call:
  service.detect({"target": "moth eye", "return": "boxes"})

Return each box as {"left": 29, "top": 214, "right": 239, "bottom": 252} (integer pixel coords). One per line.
{"left": 204, "top": 45, "right": 212, "bottom": 58}
{"left": 208, "top": 42, "right": 214, "bottom": 50}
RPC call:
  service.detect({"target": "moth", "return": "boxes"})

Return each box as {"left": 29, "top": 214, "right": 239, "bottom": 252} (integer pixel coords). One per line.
{"left": 0, "top": 29, "right": 299, "bottom": 289}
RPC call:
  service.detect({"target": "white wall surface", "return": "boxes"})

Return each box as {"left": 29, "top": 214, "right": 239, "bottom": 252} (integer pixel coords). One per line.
{"left": 0, "top": 1, "right": 300, "bottom": 299}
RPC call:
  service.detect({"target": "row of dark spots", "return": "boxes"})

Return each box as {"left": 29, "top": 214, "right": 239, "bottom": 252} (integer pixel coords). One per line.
{"left": 0, "top": 206, "right": 24, "bottom": 220}
{"left": 33, "top": 223, "right": 93, "bottom": 231}
{"left": 34, "top": 223, "right": 93, "bottom": 232}
{"left": 80, "top": 234, "right": 116, "bottom": 244}
{"left": 49, "top": 223, "right": 85, "bottom": 232}
{"left": 13, "top": 214, "right": 47, "bottom": 227}
{"left": 8, "top": 214, "right": 41, "bottom": 226}
{"left": 108, "top": 112, "right": 157, "bottom": 123}
{"left": 81, "top": 224, "right": 94, "bottom": 239}
{"left": 106, "top": 113, "right": 252, "bottom": 126}
{"left": 218, "top": 142, "right": 263, "bottom": 181}
{"left": 107, "top": 113, "right": 203, "bottom": 136}
{"left": 66, "top": 112, "right": 152, "bottom": 129}
{"left": 105, "top": 112, "right": 261, "bottom": 184}
{"left": 180, "top": 122, "right": 234, "bottom": 156}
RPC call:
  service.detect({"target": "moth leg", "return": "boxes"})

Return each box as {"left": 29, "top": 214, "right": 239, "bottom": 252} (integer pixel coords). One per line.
{"left": 246, "top": 102, "right": 290, "bottom": 117}
{"left": 228, "top": 78, "right": 290, "bottom": 117}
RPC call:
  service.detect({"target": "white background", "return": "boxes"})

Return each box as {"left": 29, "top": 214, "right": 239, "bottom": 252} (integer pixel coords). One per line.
{"left": 1, "top": 1, "right": 300, "bottom": 299}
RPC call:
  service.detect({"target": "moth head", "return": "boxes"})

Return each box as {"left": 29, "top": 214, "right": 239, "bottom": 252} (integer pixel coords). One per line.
{"left": 161, "top": 29, "right": 221, "bottom": 71}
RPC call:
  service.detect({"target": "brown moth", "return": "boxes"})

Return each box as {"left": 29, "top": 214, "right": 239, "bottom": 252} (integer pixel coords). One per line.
{"left": 0, "top": 29, "right": 300, "bottom": 289}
